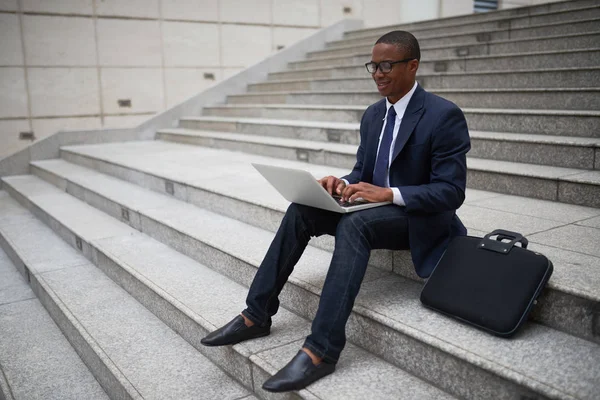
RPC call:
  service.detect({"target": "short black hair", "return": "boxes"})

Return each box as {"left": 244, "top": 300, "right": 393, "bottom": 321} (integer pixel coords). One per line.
{"left": 375, "top": 30, "right": 421, "bottom": 61}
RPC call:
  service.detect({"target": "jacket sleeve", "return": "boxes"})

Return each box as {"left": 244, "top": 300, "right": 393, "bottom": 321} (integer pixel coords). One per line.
{"left": 399, "top": 105, "right": 471, "bottom": 213}
{"left": 342, "top": 109, "right": 369, "bottom": 184}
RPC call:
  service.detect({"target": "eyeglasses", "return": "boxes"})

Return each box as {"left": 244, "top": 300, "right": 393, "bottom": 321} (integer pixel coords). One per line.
{"left": 365, "top": 58, "right": 416, "bottom": 74}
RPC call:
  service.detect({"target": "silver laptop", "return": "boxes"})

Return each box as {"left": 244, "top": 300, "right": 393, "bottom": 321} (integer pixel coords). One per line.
{"left": 252, "top": 163, "right": 390, "bottom": 213}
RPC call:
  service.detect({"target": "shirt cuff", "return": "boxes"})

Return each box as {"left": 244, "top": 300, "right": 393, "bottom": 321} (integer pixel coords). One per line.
{"left": 341, "top": 179, "right": 349, "bottom": 186}
{"left": 391, "top": 187, "right": 406, "bottom": 206}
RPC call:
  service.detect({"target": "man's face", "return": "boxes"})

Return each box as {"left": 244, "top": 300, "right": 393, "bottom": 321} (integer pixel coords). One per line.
{"left": 370, "top": 43, "right": 418, "bottom": 104}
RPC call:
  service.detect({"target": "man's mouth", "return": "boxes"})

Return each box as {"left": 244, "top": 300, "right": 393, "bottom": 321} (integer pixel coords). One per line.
{"left": 376, "top": 81, "right": 390, "bottom": 90}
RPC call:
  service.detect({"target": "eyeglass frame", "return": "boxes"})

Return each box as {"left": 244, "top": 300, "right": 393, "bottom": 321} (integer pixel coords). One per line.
{"left": 365, "top": 58, "right": 416, "bottom": 74}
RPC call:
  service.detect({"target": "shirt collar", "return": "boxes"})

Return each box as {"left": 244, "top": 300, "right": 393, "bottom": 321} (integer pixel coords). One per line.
{"left": 385, "top": 81, "right": 418, "bottom": 120}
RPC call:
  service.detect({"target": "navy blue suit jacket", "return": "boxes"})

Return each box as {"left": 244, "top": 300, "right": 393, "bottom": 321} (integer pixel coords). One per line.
{"left": 342, "top": 84, "right": 471, "bottom": 278}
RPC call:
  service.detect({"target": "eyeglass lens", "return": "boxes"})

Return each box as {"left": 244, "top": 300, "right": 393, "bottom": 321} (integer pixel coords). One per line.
{"left": 366, "top": 62, "right": 392, "bottom": 73}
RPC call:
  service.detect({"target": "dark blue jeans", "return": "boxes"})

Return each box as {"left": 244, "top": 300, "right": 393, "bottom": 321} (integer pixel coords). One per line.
{"left": 242, "top": 203, "right": 410, "bottom": 363}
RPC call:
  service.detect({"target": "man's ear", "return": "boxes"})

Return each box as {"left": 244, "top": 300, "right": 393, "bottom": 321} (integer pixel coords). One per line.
{"left": 410, "top": 60, "right": 419, "bottom": 73}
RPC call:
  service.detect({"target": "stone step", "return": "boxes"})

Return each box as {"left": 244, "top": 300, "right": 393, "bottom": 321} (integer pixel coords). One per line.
{"left": 342, "top": 5, "right": 600, "bottom": 41}
{"left": 201, "top": 104, "right": 600, "bottom": 138}
{"left": 253, "top": 68, "right": 600, "bottom": 91}
{"left": 154, "top": 128, "right": 600, "bottom": 208}
{"left": 269, "top": 49, "right": 600, "bottom": 79}
{"left": 9, "top": 155, "right": 600, "bottom": 400}
{"left": 290, "top": 48, "right": 600, "bottom": 71}
{"left": 48, "top": 142, "right": 600, "bottom": 342}
{"left": 327, "top": 17, "right": 600, "bottom": 49}
{"left": 308, "top": 31, "right": 600, "bottom": 61}
{"left": 185, "top": 113, "right": 600, "bottom": 169}
{"left": 0, "top": 182, "right": 447, "bottom": 400}
{"left": 177, "top": 117, "right": 600, "bottom": 168}
{"left": 0, "top": 237, "right": 109, "bottom": 400}
{"left": 0, "top": 191, "right": 251, "bottom": 400}
{"left": 340, "top": 0, "right": 598, "bottom": 40}
{"left": 227, "top": 88, "right": 599, "bottom": 111}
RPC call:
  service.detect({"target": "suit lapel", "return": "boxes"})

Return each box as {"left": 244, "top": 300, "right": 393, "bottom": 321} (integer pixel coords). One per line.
{"left": 391, "top": 85, "right": 426, "bottom": 163}
{"left": 363, "top": 100, "right": 386, "bottom": 183}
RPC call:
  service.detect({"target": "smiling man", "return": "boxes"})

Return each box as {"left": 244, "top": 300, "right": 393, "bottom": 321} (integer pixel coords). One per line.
{"left": 201, "top": 31, "right": 471, "bottom": 392}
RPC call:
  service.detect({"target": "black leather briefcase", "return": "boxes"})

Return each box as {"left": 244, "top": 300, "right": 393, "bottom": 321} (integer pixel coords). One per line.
{"left": 420, "top": 229, "right": 553, "bottom": 338}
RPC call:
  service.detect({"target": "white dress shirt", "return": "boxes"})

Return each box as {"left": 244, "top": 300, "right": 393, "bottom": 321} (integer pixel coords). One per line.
{"left": 377, "top": 81, "right": 418, "bottom": 206}
{"left": 343, "top": 82, "right": 418, "bottom": 206}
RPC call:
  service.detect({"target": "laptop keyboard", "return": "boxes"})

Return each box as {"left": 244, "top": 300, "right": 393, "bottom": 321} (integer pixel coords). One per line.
{"left": 332, "top": 195, "right": 368, "bottom": 207}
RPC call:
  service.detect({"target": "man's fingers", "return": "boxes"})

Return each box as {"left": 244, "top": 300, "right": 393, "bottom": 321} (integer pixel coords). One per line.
{"left": 326, "top": 176, "right": 336, "bottom": 195}
{"left": 335, "top": 181, "right": 345, "bottom": 195}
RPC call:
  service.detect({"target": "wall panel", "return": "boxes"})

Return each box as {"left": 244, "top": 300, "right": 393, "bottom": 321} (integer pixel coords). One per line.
{"left": 28, "top": 68, "right": 100, "bottom": 117}
{"left": 0, "top": 68, "right": 28, "bottom": 118}
{"left": 162, "top": 21, "right": 220, "bottom": 67}
{"left": 101, "top": 68, "right": 164, "bottom": 114}
{"left": 0, "top": 13, "right": 23, "bottom": 65}
{"left": 97, "top": 19, "right": 162, "bottom": 66}
{"left": 23, "top": 15, "right": 96, "bottom": 66}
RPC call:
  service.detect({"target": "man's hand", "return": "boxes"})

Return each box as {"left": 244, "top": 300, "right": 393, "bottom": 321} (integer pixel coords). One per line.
{"left": 318, "top": 176, "right": 346, "bottom": 196}
{"left": 341, "top": 182, "right": 393, "bottom": 203}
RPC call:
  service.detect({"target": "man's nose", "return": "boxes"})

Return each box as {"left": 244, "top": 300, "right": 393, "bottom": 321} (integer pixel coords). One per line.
{"left": 373, "top": 68, "right": 384, "bottom": 79}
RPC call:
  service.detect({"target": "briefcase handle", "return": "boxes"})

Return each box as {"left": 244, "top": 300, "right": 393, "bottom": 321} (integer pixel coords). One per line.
{"left": 479, "top": 229, "right": 528, "bottom": 254}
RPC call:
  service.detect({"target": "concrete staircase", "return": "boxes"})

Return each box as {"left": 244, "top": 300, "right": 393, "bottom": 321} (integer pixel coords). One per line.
{"left": 1, "top": 0, "right": 599, "bottom": 399}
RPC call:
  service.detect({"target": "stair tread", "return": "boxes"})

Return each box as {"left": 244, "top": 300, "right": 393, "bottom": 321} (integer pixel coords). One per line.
{"left": 3, "top": 167, "right": 599, "bottom": 400}
{"left": 0, "top": 245, "right": 109, "bottom": 400}
{"left": 36, "top": 149, "right": 600, "bottom": 301}
{"left": 205, "top": 103, "right": 600, "bottom": 117}
{"left": 0, "top": 191, "right": 250, "bottom": 400}
{"left": 0, "top": 181, "right": 457, "bottom": 400}
{"left": 280, "top": 48, "right": 600, "bottom": 74}
{"left": 230, "top": 88, "right": 600, "bottom": 95}
{"left": 343, "top": 6, "right": 600, "bottom": 38}
{"left": 344, "top": 4, "right": 599, "bottom": 35}
{"left": 328, "top": 16, "right": 600, "bottom": 48}
{"left": 182, "top": 115, "right": 359, "bottom": 130}
{"left": 161, "top": 126, "right": 600, "bottom": 160}
{"left": 310, "top": 30, "right": 600, "bottom": 55}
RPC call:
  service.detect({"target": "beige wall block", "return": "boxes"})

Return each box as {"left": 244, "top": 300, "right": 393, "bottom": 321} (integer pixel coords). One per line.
{"left": 0, "top": 14, "right": 23, "bottom": 65}
{"left": 440, "top": 0, "right": 473, "bottom": 18}
{"left": 272, "top": 27, "right": 317, "bottom": 51}
{"left": 319, "top": 0, "right": 363, "bottom": 26}
{"left": 363, "top": 0, "right": 401, "bottom": 28}
{"left": 0, "top": 1, "right": 17, "bottom": 11}
{"left": 221, "top": 24, "right": 271, "bottom": 67}
{"left": 103, "top": 114, "right": 154, "bottom": 129}
{"left": 95, "top": 0, "right": 160, "bottom": 19}
{"left": 220, "top": 0, "right": 271, "bottom": 24}
{"left": 222, "top": 68, "right": 244, "bottom": 79}
{"left": 97, "top": 19, "right": 162, "bottom": 66}
{"left": 0, "top": 68, "right": 28, "bottom": 118}
{"left": 499, "top": 0, "right": 562, "bottom": 8}
{"left": 165, "top": 68, "right": 221, "bottom": 108}
{"left": 21, "top": 0, "right": 93, "bottom": 15}
{"left": 32, "top": 117, "right": 101, "bottom": 139}
{"left": 101, "top": 68, "right": 164, "bottom": 114}
{"left": 399, "top": 0, "right": 439, "bottom": 23}
{"left": 0, "top": 120, "right": 31, "bottom": 160}
{"left": 23, "top": 15, "right": 96, "bottom": 66}
{"left": 162, "top": 21, "right": 220, "bottom": 67}
{"left": 161, "top": 0, "right": 219, "bottom": 21}
{"left": 273, "top": 0, "right": 319, "bottom": 27}
{"left": 28, "top": 68, "right": 100, "bottom": 117}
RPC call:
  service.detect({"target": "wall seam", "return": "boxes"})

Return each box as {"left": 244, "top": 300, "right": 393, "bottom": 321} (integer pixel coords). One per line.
{"left": 92, "top": 0, "right": 105, "bottom": 127}
{"left": 218, "top": 0, "right": 224, "bottom": 79}
{"left": 16, "top": 0, "right": 33, "bottom": 133}
{"left": 158, "top": 0, "right": 168, "bottom": 110}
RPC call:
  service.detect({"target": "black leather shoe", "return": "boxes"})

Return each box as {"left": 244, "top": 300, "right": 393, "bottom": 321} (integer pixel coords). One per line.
{"left": 262, "top": 350, "right": 336, "bottom": 392}
{"left": 200, "top": 315, "right": 270, "bottom": 346}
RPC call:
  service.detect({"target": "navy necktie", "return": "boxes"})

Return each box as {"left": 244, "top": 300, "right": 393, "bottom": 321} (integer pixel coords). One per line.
{"left": 372, "top": 106, "right": 397, "bottom": 187}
